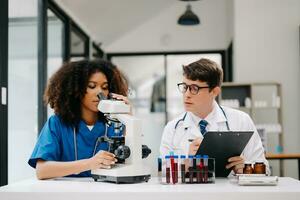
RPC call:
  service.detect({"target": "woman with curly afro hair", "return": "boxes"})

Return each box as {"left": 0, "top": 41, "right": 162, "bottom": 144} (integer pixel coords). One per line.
{"left": 28, "top": 59, "right": 129, "bottom": 179}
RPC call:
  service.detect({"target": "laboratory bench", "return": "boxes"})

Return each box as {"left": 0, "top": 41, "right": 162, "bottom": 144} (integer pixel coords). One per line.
{"left": 0, "top": 177, "right": 300, "bottom": 200}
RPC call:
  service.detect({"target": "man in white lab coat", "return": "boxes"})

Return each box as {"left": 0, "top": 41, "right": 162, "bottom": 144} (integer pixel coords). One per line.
{"left": 160, "top": 58, "right": 269, "bottom": 174}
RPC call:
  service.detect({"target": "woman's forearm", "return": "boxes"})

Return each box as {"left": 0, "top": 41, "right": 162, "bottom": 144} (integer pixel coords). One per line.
{"left": 36, "top": 159, "right": 91, "bottom": 180}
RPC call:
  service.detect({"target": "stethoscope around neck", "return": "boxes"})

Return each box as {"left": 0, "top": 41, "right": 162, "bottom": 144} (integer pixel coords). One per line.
{"left": 73, "top": 124, "right": 109, "bottom": 161}
{"left": 72, "top": 92, "right": 124, "bottom": 161}
{"left": 174, "top": 104, "right": 230, "bottom": 131}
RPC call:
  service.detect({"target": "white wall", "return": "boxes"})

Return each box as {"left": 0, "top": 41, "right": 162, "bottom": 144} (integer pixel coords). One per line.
{"left": 106, "top": 0, "right": 233, "bottom": 52}
{"left": 234, "top": 0, "right": 300, "bottom": 178}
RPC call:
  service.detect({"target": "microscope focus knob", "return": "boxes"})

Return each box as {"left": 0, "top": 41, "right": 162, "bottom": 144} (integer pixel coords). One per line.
{"left": 142, "top": 145, "right": 151, "bottom": 158}
{"left": 114, "top": 145, "right": 131, "bottom": 160}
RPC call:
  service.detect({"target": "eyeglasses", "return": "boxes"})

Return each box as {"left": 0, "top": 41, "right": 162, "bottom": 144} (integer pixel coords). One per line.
{"left": 177, "top": 82, "right": 210, "bottom": 95}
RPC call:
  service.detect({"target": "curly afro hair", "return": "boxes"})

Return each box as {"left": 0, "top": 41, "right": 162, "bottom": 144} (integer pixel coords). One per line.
{"left": 44, "top": 59, "right": 128, "bottom": 126}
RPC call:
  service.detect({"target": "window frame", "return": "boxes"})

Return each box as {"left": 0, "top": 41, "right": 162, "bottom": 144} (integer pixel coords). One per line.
{"left": 38, "top": 0, "right": 92, "bottom": 132}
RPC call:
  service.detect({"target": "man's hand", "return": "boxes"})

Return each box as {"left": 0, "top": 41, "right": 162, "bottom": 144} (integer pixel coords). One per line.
{"left": 188, "top": 137, "right": 202, "bottom": 155}
{"left": 225, "top": 156, "right": 245, "bottom": 174}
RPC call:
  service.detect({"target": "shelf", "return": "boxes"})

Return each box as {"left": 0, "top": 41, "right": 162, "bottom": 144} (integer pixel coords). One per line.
{"left": 220, "top": 85, "right": 250, "bottom": 107}
{"left": 251, "top": 106, "right": 280, "bottom": 109}
{"left": 220, "top": 106, "right": 279, "bottom": 110}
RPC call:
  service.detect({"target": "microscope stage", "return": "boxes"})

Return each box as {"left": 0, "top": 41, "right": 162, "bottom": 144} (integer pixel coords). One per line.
{"left": 91, "top": 164, "right": 151, "bottom": 184}
{"left": 92, "top": 174, "right": 150, "bottom": 184}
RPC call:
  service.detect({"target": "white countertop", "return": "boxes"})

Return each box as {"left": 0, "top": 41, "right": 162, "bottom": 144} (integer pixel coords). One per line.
{"left": 0, "top": 177, "right": 299, "bottom": 200}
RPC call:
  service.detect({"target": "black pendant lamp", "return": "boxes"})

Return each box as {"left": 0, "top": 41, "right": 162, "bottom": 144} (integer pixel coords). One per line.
{"left": 178, "top": 1, "right": 200, "bottom": 26}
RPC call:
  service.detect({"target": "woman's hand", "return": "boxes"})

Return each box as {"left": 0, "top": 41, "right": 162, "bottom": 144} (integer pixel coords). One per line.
{"left": 35, "top": 151, "right": 117, "bottom": 180}
{"left": 88, "top": 150, "right": 117, "bottom": 170}
{"left": 226, "top": 155, "right": 245, "bottom": 174}
{"left": 110, "top": 93, "right": 130, "bottom": 104}
{"left": 188, "top": 137, "right": 202, "bottom": 155}
{"left": 110, "top": 93, "right": 132, "bottom": 115}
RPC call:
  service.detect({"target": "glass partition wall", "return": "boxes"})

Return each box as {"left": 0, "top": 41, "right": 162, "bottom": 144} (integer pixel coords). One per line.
{"left": 70, "top": 27, "right": 89, "bottom": 61}
{"left": 4, "top": 0, "right": 93, "bottom": 184}
{"left": 8, "top": 0, "right": 38, "bottom": 183}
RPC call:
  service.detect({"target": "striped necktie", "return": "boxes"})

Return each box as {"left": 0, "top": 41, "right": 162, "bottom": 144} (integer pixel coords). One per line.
{"left": 199, "top": 120, "right": 208, "bottom": 136}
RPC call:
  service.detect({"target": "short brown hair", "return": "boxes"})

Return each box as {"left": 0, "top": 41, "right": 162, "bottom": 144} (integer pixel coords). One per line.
{"left": 183, "top": 58, "right": 223, "bottom": 89}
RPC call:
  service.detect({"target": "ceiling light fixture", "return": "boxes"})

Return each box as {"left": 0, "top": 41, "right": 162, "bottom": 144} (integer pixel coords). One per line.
{"left": 178, "top": 0, "right": 200, "bottom": 26}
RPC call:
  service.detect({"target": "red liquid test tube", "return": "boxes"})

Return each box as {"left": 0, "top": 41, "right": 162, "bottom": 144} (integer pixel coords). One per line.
{"left": 188, "top": 155, "right": 194, "bottom": 183}
{"left": 165, "top": 155, "right": 170, "bottom": 183}
{"left": 173, "top": 155, "right": 178, "bottom": 184}
{"left": 203, "top": 155, "right": 209, "bottom": 183}
{"left": 180, "top": 155, "right": 186, "bottom": 183}
{"left": 170, "top": 155, "right": 175, "bottom": 184}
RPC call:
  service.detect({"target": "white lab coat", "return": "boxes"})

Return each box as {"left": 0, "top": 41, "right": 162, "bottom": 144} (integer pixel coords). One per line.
{"left": 160, "top": 101, "right": 270, "bottom": 174}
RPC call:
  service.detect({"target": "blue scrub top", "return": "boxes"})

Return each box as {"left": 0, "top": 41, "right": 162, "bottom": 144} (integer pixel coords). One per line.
{"left": 28, "top": 115, "right": 122, "bottom": 177}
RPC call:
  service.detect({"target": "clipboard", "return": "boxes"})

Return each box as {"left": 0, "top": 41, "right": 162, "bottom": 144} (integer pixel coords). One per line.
{"left": 196, "top": 131, "right": 254, "bottom": 177}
